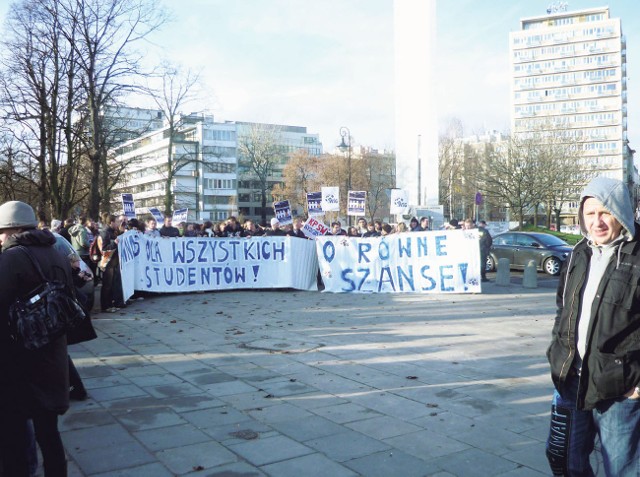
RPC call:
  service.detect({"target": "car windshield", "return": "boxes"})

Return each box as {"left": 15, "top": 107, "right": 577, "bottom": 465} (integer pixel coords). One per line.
{"left": 534, "top": 234, "right": 569, "bottom": 247}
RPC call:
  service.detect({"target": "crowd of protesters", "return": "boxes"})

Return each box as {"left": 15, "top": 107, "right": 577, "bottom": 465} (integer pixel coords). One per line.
{"left": 38, "top": 213, "right": 491, "bottom": 311}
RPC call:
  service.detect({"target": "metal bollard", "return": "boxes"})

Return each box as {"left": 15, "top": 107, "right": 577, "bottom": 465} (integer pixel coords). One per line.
{"left": 523, "top": 259, "right": 538, "bottom": 288}
{"left": 496, "top": 258, "right": 511, "bottom": 286}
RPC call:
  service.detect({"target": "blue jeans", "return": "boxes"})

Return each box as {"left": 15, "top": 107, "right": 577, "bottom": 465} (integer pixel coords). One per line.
{"left": 546, "top": 375, "right": 640, "bottom": 476}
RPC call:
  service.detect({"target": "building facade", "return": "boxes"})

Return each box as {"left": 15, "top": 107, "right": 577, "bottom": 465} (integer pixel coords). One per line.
{"left": 236, "top": 122, "right": 322, "bottom": 223}
{"left": 510, "top": 6, "right": 630, "bottom": 214}
{"left": 102, "top": 106, "right": 164, "bottom": 146}
{"left": 111, "top": 115, "right": 321, "bottom": 223}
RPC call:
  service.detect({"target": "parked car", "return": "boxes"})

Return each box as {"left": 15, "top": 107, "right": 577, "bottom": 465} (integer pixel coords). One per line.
{"left": 486, "top": 232, "right": 573, "bottom": 276}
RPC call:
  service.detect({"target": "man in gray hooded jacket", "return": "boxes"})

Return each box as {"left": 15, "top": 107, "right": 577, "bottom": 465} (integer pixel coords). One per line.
{"left": 546, "top": 177, "right": 640, "bottom": 476}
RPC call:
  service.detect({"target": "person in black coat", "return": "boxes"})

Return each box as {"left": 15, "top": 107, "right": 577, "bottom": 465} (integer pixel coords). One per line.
{"left": 0, "top": 201, "right": 70, "bottom": 476}
{"left": 99, "top": 215, "right": 126, "bottom": 312}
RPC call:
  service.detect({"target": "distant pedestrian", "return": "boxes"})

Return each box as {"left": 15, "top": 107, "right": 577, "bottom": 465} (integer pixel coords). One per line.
{"left": 478, "top": 220, "right": 492, "bottom": 282}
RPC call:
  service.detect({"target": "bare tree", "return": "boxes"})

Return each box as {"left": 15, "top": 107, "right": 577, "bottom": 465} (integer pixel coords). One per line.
{"left": 438, "top": 119, "right": 470, "bottom": 220}
{"left": 61, "top": 0, "right": 166, "bottom": 217}
{"left": 359, "top": 151, "right": 396, "bottom": 222}
{"left": 481, "top": 135, "right": 539, "bottom": 229}
{"left": 0, "top": 0, "right": 165, "bottom": 220}
{"left": 143, "top": 62, "right": 200, "bottom": 215}
{"left": 237, "top": 124, "right": 282, "bottom": 225}
{"left": 534, "top": 131, "right": 595, "bottom": 230}
{"left": 0, "top": 0, "right": 87, "bottom": 219}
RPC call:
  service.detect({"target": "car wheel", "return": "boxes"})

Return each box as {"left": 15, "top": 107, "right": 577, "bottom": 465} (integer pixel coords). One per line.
{"left": 544, "top": 257, "right": 561, "bottom": 276}
{"left": 486, "top": 255, "right": 495, "bottom": 272}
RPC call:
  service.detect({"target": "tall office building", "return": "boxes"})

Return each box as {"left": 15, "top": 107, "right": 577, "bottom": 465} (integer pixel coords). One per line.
{"left": 510, "top": 6, "right": 630, "bottom": 210}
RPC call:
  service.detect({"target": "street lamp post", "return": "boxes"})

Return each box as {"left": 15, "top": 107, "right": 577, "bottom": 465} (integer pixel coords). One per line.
{"left": 338, "top": 126, "right": 352, "bottom": 226}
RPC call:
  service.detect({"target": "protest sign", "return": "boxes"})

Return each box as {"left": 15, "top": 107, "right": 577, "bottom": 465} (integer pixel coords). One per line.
{"left": 390, "top": 189, "right": 409, "bottom": 215}
{"left": 148, "top": 207, "right": 164, "bottom": 222}
{"left": 121, "top": 193, "right": 136, "bottom": 219}
{"left": 172, "top": 208, "right": 188, "bottom": 224}
{"left": 321, "top": 186, "right": 340, "bottom": 212}
{"left": 347, "top": 191, "right": 366, "bottom": 217}
{"left": 118, "top": 231, "right": 319, "bottom": 300}
{"left": 316, "top": 230, "right": 482, "bottom": 294}
{"left": 302, "top": 217, "right": 330, "bottom": 238}
{"left": 307, "top": 192, "right": 323, "bottom": 217}
{"left": 274, "top": 200, "right": 293, "bottom": 225}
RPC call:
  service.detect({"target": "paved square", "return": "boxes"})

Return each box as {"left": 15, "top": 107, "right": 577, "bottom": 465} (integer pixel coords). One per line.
{"left": 60, "top": 281, "right": 602, "bottom": 476}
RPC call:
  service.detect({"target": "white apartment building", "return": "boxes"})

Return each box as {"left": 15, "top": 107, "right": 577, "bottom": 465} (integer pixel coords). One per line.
{"left": 112, "top": 114, "right": 322, "bottom": 223}
{"left": 510, "top": 6, "right": 631, "bottom": 212}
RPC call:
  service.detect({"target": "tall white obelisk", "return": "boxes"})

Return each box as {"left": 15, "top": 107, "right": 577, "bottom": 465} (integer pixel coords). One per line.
{"left": 394, "top": 0, "right": 439, "bottom": 211}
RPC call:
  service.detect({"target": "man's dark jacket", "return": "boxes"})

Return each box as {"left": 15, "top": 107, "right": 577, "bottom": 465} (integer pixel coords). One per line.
{"left": 547, "top": 223, "right": 640, "bottom": 410}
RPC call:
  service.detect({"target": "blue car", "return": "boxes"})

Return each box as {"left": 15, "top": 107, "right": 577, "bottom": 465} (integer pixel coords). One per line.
{"left": 486, "top": 232, "right": 573, "bottom": 276}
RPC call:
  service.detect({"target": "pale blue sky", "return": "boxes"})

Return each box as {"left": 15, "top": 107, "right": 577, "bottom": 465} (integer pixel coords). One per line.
{"left": 1, "top": 0, "right": 638, "bottom": 152}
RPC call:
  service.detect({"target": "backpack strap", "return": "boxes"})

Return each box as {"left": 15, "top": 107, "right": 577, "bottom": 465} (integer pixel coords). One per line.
{"left": 13, "top": 245, "right": 48, "bottom": 282}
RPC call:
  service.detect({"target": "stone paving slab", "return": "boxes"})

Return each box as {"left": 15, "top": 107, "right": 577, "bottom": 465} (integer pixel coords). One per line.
{"left": 56, "top": 280, "right": 608, "bottom": 476}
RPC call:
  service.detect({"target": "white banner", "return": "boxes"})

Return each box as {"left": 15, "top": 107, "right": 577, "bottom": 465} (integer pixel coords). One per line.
{"left": 321, "top": 186, "right": 340, "bottom": 212}
{"left": 316, "top": 230, "right": 482, "bottom": 293}
{"left": 118, "top": 231, "right": 319, "bottom": 299}
{"left": 390, "top": 189, "right": 409, "bottom": 215}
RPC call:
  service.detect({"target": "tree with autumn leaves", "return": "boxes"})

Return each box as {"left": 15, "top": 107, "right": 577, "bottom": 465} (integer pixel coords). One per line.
{"left": 273, "top": 149, "right": 396, "bottom": 222}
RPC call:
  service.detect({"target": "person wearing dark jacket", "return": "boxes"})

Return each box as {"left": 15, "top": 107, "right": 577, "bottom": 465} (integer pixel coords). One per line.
{"left": 0, "top": 201, "right": 70, "bottom": 476}
{"left": 286, "top": 217, "right": 307, "bottom": 239}
{"left": 99, "top": 214, "right": 126, "bottom": 312}
{"left": 545, "top": 177, "right": 640, "bottom": 476}
{"left": 265, "top": 217, "right": 286, "bottom": 236}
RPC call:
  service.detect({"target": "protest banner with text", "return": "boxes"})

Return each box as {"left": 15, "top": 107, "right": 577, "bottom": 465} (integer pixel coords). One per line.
{"left": 119, "top": 231, "right": 319, "bottom": 300}
{"left": 316, "top": 230, "right": 481, "bottom": 294}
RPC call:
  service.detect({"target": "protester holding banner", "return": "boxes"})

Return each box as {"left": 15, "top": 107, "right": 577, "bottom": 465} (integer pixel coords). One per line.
{"left": 159, "top": 216, "right": 180, "bottom": 238}
{"left": 265, "top": 217, "right": 286, "bottom": 236}
{"left": 243, "top": 220, "right": 265, "bottom": 237}
{"left": 145, "top": 218, "right": 161, "bottom": 238}
{"left": 330, "top": 221, "right": 347, "bottom": 236}
{"left": 356, "top": 218, "right": 368, "bottom": 237}
{"left": 286, "top": 217, "right": 307, "bottom": 239}
{"left": 223, "top": 217, "right": 244, "bottom": 237}
{"left": 183, "top": 223, "right": 198, "bottom": 237}
{"left": 364, "top": 222, "right": 379, "bottom": 237}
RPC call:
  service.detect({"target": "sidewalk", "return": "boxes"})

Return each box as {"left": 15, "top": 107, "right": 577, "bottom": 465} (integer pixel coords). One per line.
{"left": 60, "top": 281, "right": 578, "bottom": 476}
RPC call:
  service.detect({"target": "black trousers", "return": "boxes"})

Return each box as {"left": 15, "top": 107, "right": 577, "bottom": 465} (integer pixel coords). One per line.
{"left": 1, "top": 407, "right": 66, "bottom": 477}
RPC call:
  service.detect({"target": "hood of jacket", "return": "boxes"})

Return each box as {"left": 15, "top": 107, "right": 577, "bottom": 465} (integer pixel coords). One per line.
{"left": 1, "top": 228, "right": 56, "bottom": 252}
{"left": 578, "top": 176, "right": 635, "bottom": 241}
{"left": 69, "top": 223, "right": 84, "bottom": 236}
